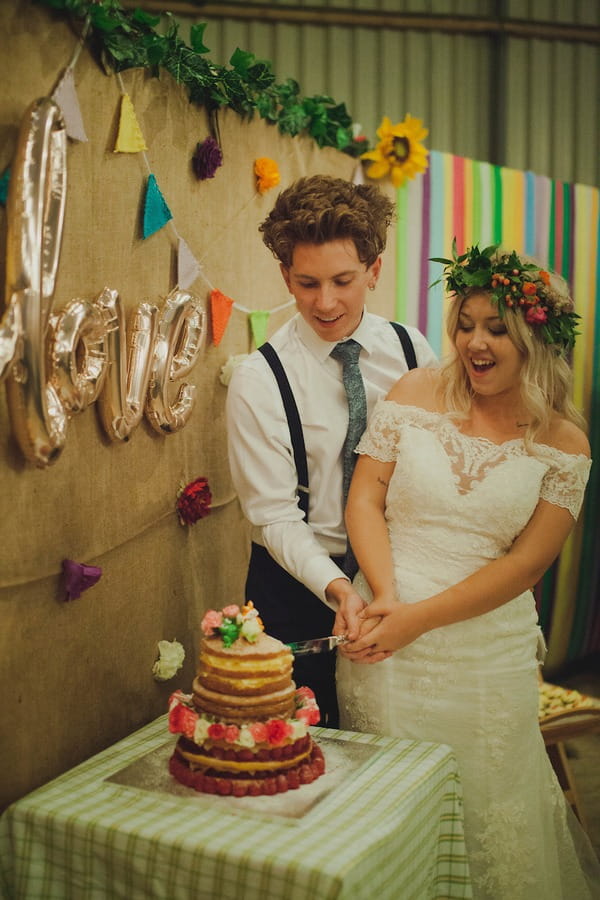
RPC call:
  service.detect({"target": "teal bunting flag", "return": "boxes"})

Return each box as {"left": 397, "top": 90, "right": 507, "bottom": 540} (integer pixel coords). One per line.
{"left": 143, "top": 173, "right": 172, "bottom": 239}
{"left": 0, "top": 168, "right": 9, "bottom": 206}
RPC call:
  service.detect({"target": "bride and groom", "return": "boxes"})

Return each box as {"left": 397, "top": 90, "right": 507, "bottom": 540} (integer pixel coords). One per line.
{"left": 225, "top": 175, "right": 598, "bottom": 898}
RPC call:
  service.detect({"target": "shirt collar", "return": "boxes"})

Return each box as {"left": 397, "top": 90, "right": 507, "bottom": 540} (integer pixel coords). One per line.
{"left": 295, "top": 308, "right": 374, "bottom": 362}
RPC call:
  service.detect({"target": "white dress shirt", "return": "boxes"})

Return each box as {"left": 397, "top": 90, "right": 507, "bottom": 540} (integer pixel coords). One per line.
{"left": 226, "top": 309, "right": 438, "bottom": 602}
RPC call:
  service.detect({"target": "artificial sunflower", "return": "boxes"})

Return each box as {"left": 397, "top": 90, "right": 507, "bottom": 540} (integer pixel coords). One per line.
{"left": 362, "top": 114, "right": 429, "bottom": 188}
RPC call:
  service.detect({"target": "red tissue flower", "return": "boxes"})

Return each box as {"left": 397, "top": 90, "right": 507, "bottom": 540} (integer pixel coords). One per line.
{"left": 192, "top": 137, "right": 223, "bottom": 180}
{"left": 177, "top": 477, "right": 212, "bottom": 525}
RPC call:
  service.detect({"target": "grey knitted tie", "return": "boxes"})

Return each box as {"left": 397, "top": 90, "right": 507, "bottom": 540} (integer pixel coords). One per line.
{"left": 331, "top": 339, "right": 366, "bottom": 578}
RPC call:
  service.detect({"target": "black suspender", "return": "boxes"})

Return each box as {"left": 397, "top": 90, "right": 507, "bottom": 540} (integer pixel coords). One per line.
{"left": 258, "top": 322, "right": 416, "bottom": 523}
{"left": 258, "top": 342, "right": 310, "bottom": 521}
{"left": 388, "top": 321, "right": 418, "bottom": 370}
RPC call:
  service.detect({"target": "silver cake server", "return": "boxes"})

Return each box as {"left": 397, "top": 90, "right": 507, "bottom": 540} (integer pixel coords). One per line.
{"left": 287, "top": 635, "right": 348, "bottom": 655}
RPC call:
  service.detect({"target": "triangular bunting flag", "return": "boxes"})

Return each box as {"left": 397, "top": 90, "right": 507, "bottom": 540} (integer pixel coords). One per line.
{"left": 143, "top": 174, "right": 172, "bottom": 239}
{"left": 114, "top": 93, "right": 147, "bottom": 153}
{"left": 0, "top": 168, "right": 9, "bottom": 206}
{"left": 210, "top": 289, "right": 234, "bottom": 346}
{"left": 352, "top": 162, "right": 365, "bottom": 185}
{"left": 178, "top": 237, "right": 202, "bottom": 289}
{"left": 52, "top": 68, "right": 88, "bottom": 142}
{"left": 248, "top": 310, "right": 270, "bottom": 348}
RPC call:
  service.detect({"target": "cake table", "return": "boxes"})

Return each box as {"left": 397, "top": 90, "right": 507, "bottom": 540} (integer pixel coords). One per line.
{"left": 0, "top": 716, "right": 472, "bottom": 899}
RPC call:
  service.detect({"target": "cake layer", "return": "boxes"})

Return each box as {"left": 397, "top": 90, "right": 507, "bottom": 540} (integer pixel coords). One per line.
{"left": 197, "top": 671, "right": 293, "bottom": 696}
{"left": 200, "top": 633, "right": 293, "bottom": 662}
{"left": 169, "top": 740, "right": 326, "bottom": 796}
{"left": 176, "top": 736, "right": 312, "bottom": 775}
{"left": 192, "top": 677, "right": 296, "bottom": 722}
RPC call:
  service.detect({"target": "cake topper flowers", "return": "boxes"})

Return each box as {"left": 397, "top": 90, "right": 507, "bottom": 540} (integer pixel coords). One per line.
{"left": 361, "top": 114, "right": 429, "bottom": 188}
{"left": 201, "top": 602, "right": 264, "bottom": 647}
{"left": 431, "top": 241, "right": 580, "bottom": 353}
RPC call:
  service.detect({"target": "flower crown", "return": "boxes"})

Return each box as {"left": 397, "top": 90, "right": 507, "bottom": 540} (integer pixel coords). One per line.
{"left": 431, "top": 241, "right": 580, "bottom": 353}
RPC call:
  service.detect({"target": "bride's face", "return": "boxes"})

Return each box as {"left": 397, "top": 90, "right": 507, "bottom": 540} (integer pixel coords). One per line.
{"left": 454, "top": 293, "right": 523, "bottom": 398}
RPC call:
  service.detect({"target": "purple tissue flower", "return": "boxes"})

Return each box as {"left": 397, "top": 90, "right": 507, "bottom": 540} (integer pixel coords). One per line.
{"left": 192, "top": 137, "right": 223, "bottom": 180}
{"left": 62, "top": 558, "right": 102, "bottom": 601}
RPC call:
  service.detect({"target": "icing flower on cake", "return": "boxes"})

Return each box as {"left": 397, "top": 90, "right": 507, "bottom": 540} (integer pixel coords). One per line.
{"left": 167, "top": 687, "right": 320, "bottom": 749}
{"left": 200, "top": 601, "right": 265, "bottom": 647}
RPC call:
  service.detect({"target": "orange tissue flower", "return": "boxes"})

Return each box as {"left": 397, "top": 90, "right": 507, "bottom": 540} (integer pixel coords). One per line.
{"left": 254, "top": 157, "right": 280, "bottom": 194}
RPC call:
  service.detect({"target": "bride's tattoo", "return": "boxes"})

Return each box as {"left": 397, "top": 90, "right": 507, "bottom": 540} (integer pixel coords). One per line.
{"left": 377, "top": 476, "right": 389, "bottom": 487}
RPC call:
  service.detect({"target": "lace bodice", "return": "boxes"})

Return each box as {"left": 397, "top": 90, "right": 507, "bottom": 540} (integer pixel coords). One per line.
{"left": 358, "top": 399, "right": 591, "bottom": 520}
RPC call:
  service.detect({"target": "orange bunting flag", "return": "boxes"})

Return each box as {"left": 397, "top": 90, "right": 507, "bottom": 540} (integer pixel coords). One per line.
{"left": 210, "top": 289, "right": 235, "bottom": 346}
{"left": 114, "top": 93, "right": 147, "bottom": 153}
{"left": 248, "top": 310, "right": 270, "bottom": 348}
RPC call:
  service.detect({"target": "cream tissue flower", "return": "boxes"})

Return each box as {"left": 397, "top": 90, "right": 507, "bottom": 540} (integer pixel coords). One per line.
{"left": 152, "top": 639, "right": 185, "bottom": 681}
{"left": 219, "top": 353, "right": 249, "bottom": 387}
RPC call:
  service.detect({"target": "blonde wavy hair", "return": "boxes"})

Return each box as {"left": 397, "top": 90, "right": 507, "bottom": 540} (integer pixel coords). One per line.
{"left": 440, "top": 284, "right": 586, "bottom": 444}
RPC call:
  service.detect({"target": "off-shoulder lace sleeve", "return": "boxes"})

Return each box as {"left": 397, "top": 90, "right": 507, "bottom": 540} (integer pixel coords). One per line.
{"left": 539, "top": 451, "right": 592, "bottom": 519}
{"left": 355, "top": 399, "right": 403, "bottom": 462}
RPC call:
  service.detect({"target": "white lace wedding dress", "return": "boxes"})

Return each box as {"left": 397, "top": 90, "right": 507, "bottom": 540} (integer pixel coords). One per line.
{"left": 336, "top": 400, "right": 599, "bottom": 900}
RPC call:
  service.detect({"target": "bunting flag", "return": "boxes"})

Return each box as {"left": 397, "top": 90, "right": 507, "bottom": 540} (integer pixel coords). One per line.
{"left": 210, "top": 289, "right": 235, "bottom": 346}
{"left": 394, "top": 151, "right": 600, "bottom": 673}
{"left": 52, "top": 68, "right": 88, "bottom": 142}
{"left": 177, "top": 237, "right": 202, "bottom": 290}
{"left": 248, "top": 310, "right": 270, "bottom": 348}
{"left": 142, "top": 173, "right": 172, "bottom": 239}
{"left": 114, "top": 93, "right": 147, "bottom": 153}
{"left": 0, "top": 168, "right": 9, "bottom": 206}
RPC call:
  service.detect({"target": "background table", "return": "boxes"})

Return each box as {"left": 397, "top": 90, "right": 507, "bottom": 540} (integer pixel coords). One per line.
{"left": 0, "top": 717, "right": 472, "bottom": 899}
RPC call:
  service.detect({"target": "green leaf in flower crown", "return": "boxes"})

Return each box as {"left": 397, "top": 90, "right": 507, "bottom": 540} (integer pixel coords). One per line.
{"left": 190, "top": 22, "right": 210, "bottom": 54}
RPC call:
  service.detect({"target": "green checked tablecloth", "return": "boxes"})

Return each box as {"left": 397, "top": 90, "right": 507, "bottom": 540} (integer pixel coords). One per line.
{"left": 0, "top": 717, "right": 472, "bottom": 900}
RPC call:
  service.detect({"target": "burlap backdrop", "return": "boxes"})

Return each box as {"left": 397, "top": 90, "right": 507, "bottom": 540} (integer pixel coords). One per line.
{"left": 0, "top": 2, "right": 397, "bottom": 807}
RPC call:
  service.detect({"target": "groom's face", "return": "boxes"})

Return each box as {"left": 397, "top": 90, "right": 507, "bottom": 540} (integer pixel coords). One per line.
{"left": 281, "top": 239, "right": 381, "bottom": 343}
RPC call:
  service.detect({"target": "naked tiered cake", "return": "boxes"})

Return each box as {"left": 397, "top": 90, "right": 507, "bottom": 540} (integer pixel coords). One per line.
{"left": 168, "top": 603, "right": 325, "bottom": 796}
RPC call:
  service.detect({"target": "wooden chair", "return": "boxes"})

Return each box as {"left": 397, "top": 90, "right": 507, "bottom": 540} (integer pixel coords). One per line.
{"left": 539, "top": 676, "right": 600, "bottom": 829}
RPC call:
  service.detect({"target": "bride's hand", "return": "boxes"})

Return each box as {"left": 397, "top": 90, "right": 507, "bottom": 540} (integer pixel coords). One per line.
{"left": 340, "top": 594, "right": 398, "bottom": 664}
{"left": 344, "top": 597, "right": 424, "bottom": 661}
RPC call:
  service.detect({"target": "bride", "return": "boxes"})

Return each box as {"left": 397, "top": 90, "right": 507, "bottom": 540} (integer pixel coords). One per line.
{"left": 335, "top": 245, "right": 599, "bottom": 899}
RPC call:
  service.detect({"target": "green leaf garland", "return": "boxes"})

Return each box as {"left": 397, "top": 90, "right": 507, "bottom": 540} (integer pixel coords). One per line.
{"left": 35, "top": 0, "right": 368, "bottom": 156}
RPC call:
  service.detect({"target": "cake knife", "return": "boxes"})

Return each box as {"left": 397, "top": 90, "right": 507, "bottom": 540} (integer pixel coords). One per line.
{"left": 287, "top": 635, "right": 348, "bottom": 655}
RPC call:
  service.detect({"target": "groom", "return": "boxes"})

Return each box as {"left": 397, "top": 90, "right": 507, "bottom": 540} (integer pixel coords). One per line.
{"left": 225, "top": 176, "right": 437, "bottom": 726}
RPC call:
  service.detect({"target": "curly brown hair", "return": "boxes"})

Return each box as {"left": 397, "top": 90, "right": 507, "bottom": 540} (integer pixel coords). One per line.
{"left": 259, "top": 175, "right": 395, "bottom": 268}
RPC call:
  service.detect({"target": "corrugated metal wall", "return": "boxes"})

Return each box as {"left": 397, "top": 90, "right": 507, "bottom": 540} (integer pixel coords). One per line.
{"left": 170, "top": 0, "right": 599, "bottom": 186}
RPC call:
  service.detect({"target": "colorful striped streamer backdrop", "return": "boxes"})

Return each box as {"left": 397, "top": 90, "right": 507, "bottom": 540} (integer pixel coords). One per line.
{"left": 394, "top": 151, "right": 600, "bottom": 674}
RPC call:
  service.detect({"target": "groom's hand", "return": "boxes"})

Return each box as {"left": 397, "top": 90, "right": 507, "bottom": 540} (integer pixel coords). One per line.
{"left": 326, "top": 578, "right": 366, "bottom": 641}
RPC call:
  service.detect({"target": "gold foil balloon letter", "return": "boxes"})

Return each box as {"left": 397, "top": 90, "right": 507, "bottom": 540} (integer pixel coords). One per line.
{"left": 95, "top": 288, "right": 158, "bottom": 442}
{"left": 145, "top": 289, "right": 205, "bottom": 434}
{"left": 2, "top": 98, "right": 68, "bottom": 466}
